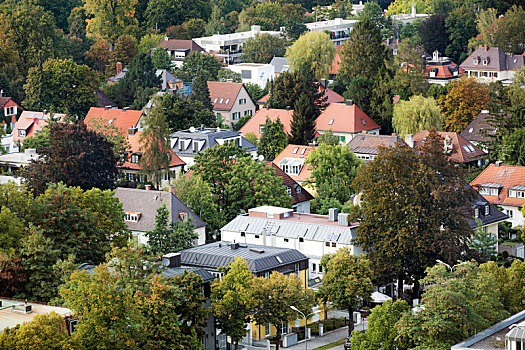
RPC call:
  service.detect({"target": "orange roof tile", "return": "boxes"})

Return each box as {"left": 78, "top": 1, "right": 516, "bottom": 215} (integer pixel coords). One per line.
{"left": 272, "top": 144, "right": 315, "bottom": 183}
{"left": 239, "top": 108, "right": 294, "bottom": 138}
{"left": 424, "top": 62, "right": 465, "bottom": 79}
{"left": 413, "top": 130, "right": 486, "bottom": 164}
{"left": 470, "top": 164, "right": 525, "bottom": 207}
{"left": 207, "top": 81, "right": 243, "bottom": 111}
{"left": 12, "top": 111, "right": 66, "bottom": 142}
{"left": 315, "top": 103, "right": 380, "bottom": 134}
{"left": 257, "top": 86, "right": 343, "bottom": 106}
{"left": 84, "top": 107, "right": 143, "bottom": 134}
{"left": 267, "top": 162, "right": 314, "bottom": 205}
{"left": 122, "top": 132, "right": 184, "bottom": 170}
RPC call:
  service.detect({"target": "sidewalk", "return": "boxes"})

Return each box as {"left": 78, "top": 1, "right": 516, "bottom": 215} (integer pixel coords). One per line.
{"left": 284, "top": 327, "right": 349, "bottom": 350}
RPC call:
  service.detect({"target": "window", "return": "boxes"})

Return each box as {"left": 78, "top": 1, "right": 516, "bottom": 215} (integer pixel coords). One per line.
{"left": 125, "top": 213, "right": 139, "bottom": 222}
{"left": 292, "top": 147, "right": 299, "bottom": 154}
{"left": 319, "top": 265, "right": 323, "bottom": 273}
{"left": 480, "top": 187, "right": 499, "bottom": 196}
{"left": 127, "top": 172, "right": 135, "bottom": 181}
{"left": 255, "top": 235, "right": 260, "bottom": 238}
{"left": 509, "top": 190, "right": 525, "bottom": 198}
{"left": 5, "top": 106, "right": 15, "bottom": 115}
{"left": 225, "top": 99, "right": 230, "bottom": 104}
{"left": 474, "top": 207, "right": 479, "bottom": 218}
{"left": 473, "top": 58, "right": 479, "bottom": 65}
{"left": 244, "top": 109, "right": 252, "bottom": 116}
{"left": 179, "top": 212, "right": 189, "bottom": 222}
{"left": 265, "top": 323, "right": 271, "bottom": 336}
{"left": 233, "top": 112, "right": 241, "bottom": 120}
{"left": 219, "top": 98, "right": 224, "bottom": 104}
{"left": 131, "top": 154, "right": 140, "bottom": 163}
{"left": 213, "top": 98, "right": 218, "bottom": 103}
{"left": 312, "top": 263, "right": 316, "bottom": 271}
{"left": 328, "top": 119, "right": 334, "bottom": 125}
{"left": 295, "top": 186, "right": 302, "bottom": 194}
{"left": 325, "top": 242, "right": 330, "bottom": 247}
{"left": 299, "top": 237, "right": 304, "bottom": 243}
{"left": 361, "top": 119, "right": 366, "bottom": 125}
{"left": 507, "top": 209, "right": 514, "bottom": 218}
{"left": 284, "top": 238, "right": 289, "bottom": 242}
{"left": 300, "top": 148, "right": 306, "bottom": 155}
{"left": 280, "top": 324, "right": 288, "bottom": 335}
{"left": 332, "top": 242, "right": 336, "bottom": 247}
{"left": 241, "top": 70, "right": 252, "bottom": 79}
{"left": 285, "top": 186, "right": 292, "bottom": 196}
{"left": 18, "top": 129, "right": 26, "bottom": 137}
{"left": 239, "top": 98, "right": 247, "bottom": 105}
{"left": 485, "top": 205, "right": 489, "bottom": 216}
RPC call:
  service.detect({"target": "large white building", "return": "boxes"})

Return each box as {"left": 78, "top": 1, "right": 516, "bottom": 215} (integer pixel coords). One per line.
{"left": 305, "top": 18, "right": 358, "bottom": 46}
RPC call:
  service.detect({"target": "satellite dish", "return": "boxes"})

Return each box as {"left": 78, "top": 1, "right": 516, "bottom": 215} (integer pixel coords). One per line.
{"left": 189, "top": 126, "right": 196, "bottom": 133}
{"left": 258, "top": 154, "right": 264, "bottom": 161}
{"left": 162, "top": 258, "right": 170, "bottom": 267}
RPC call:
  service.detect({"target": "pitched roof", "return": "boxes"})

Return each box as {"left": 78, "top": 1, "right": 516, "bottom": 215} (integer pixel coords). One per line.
{"left": 460, "top": 46, "right": 525, "bottom": 71}
{"left": 347, "top": 133, "right": 404, "bottom": 156}
{"left": 467, "top": 190, "right": 509, "bottom": 229}
{"left": 180, "top": 241, "right": 308, "bottom": 274}
{"left": 270, "top": 57, "right": 289, "bottom": 74}
{"left": 108, "top": 67, "right": 128, "bottom": 83}
{"left": 0, "top": 97, "right": 11, "bottom": 109}
{"left": 413, "top": 130, "right": 486, "bottom": 164}
{"left": 207, "top": 81, "right": 243, "bottom": 111}
{"left": 316, "top": 102, "right": 380, "bottom": 133}
{"left": 460, "top": 111, "right": 496, "bottom": 144}
{"left": 123, "top": 132, "right": 185, "bottom": 170}
{"left": 114, "top": 187, "right": 206, "bottom": 232}
{"left": 95, "top": 90, "right": 118, "bottom": 108}
{"left": 470, "top": 164, "right": 525, "bottom": 207}
{"left": 12, "top": 111, "right": 66, "bottom": 142}
{"left": 267, "top": 162, "right": 314, "bottom": 205}
{"left": 273, "top": 144, "right": 314, "bottom": 183}
{"left": 155, "top": 39, "right": 204, "bottom": 53}
{"left": 257, "top": 86, "right": 344, "bottom": 106}
{"left": 424, "top": 62, "right": 465, "bottom": 79}
{"left": 85, "top": 107, "right": 143, "bottom": 133}
{"left": 239, "top": 108, "right": 294, "bottom": 138}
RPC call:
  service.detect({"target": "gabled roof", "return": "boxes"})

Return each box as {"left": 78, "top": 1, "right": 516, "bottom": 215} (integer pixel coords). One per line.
{"left": 424, "top": 62, "right": 465, "bottom": 79}
{"left": 316, "top": 102, "right": 380, "bottom": 133}
{"left": 467, "top": 190, "right": 509, "bottom": 229}
{"left": 0, "top": 97, "right": 14, "bottom": 109}
{"left": 124, "top": 132, "right": 185, "bottom": 170}
{"left": 108, "top": 67, "right": 128, "bottom": 83}
{"left": 413, "top": 130, "right": 486, "bottom": 164}
{"left": 95, "top": 90, "right": 118, "bottom": 108}
{"left": 12, "top": 111, "right": 66, "bottom": 142}
{"left": 156, "top": 69, "right": 181, "bottom": 90}
{"left": 155, "top": 39, "right": 205, "bottom": 53}
{"left": 471, "top": 164, "right": 525, "bottom": 207}
{"left": 460, "top": 46, "right": 525, "bottom": 71}
{"left": 207, "top": 81, "right": 244, "bottom": 111}
{"left": 347, "top": 133, "right": 404, "bottom": 156}
{"left": 114, "top": 187, "right": 206, "bottom": 232}
{"left": 85, "top": 107, "right": 143, "bottom": 133}
{"left": 180, "top": 241, "right": 308, "bottom": 274}
{"left": 273, "top": 144, "right": 314, "bottom": 183}
{"left": 270, "top": 57, "right": 289, "bottom": 74}
{"left": 267, "top": 162, "right": 314, "bottom": 205}
{"left": 257, "top": 86, "right": 344, "bottom": 106}
{"left": 239, "top": 108, "right": 294, "bottom": 138}
{"left": 460, "top": 111, "right": 497, "bottom": 144}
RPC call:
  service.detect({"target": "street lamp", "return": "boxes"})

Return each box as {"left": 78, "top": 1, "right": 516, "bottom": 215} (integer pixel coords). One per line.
{"left": 436, "top": 260, "right": 467, "bottom": 272}
{"left": 290, "top": 306, "right": 321, "bottom": 350}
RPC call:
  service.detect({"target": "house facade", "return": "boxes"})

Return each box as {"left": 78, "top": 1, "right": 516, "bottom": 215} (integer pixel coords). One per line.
{"left": 460, "top": 46, "right": 525, "bottom": 84}
{"left": 273, "top": 144, "right": 314, "bottom": 187}
{"left": 227, "top": 63, "right": 274, "bottom": 88}
{"left": 170, "top": 127, "right": 257, "bottom": 169}
{"left": 114, "top": 187, "right": 207, "bottom": 245}
{"left": 268, "top": 162, "right": 313, "bottom": 214}
{"left": 305, "top": 18, "right": 358, "bottom": 46}
{"left": 154, "top": 38, "right": 205, "bottom": 68}
{"left": 471, "top": 163, "right": 525, "bottom": 228}
{"left": 0, "top": 96, "right": 23, "bottom": 131}
{"left": 207, "top": 81, "right": 256, "bottom": 127}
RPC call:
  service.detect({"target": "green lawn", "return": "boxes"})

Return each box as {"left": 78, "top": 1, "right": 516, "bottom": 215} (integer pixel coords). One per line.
{"left": 313, "top": 338, "right": 346, "bottom": 350}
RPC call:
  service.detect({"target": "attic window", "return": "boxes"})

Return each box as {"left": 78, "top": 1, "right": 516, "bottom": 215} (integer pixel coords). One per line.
{"left": 474, "top": 207, "right": 479, "bottom": 218}
{"left": 482, "top": 58, "right": 489, "bottom": 65}
{"left": 473, "top": 58, "right": 479, "bottom": 65}
{"left": 328, "top": 119, "right": 334, "bottom": 125}
{"left": 18, "top": 129, "right": 26, "bottom": 137}
{"left": 219, "top": 98, "right": 224, "bottom": 104}
{"left": 485, "top": 204, "right": 489, "bottom": 216}
{"left": 225, "top": 99, "right": 230, "bottom": 104}
{"left": 108, "top": 119, "right": 114, "bottom": 125}
{"left": 276, "top": 256, "right": 283, "bottom": 263}
{"left": 241, "top": 231, "right": 246, "bottom": 237}
{"left": 462, "top": 146, "right": 472, "bottom": 154}
{"left": 361, "top": 119, "right": 366, "bottom": 125}
{"left": 300, "top": 148, "right": 306, "bottom": 155}
{"left": 179, "top": 212, "right": 189, "bottom": 222}
{"left": 469, "top": 128, "right": 474, "bottom": 133}
{"left": 131, "top": 154, "right": 140, "bottom": 163}
{"left": 292, "top": 147, "right": 299, "bottom": 154}
{"left": 125, "top": 212, "right": 141, "bottom": 222}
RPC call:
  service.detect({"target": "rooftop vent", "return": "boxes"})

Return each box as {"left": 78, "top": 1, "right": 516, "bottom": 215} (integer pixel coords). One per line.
{"left": 231, "top": 242, "right": 240, "bottom": 250}
{"left": 345, "top": 99, "right": 354, "bottom": 106}
{"left": 250, "top": 248, "right": 265, "bottom": 254}
{"left": 328, "top": 208, "right": 338, "bottom": 221}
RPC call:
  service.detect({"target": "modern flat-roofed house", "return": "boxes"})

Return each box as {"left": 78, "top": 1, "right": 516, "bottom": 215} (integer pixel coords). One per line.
{"left": 471, "top": 163, "right": 525, "bottom": 228}
{"left": 207, "top": 81, "right": 256, "bottom": 127}
{"left": 12, "top": 110, "right": 66, "bottom": 144}
{"left": 228, "top": 63, "right": 274, "bottom": 88}
{"left": 170, "top": 127, "right": 257, "bottom": 169}
{"left": 305, "top": 18, "right": 358, "bottom": 46}
{"left": 114, "top": 187, "right": 207, "bottom": 245}
{"left": 154, "top": 38, "right": 205, "bottom": 68}
{"left": 460, "top": 45, "right": 525, "bottom": 84}
{"left": 221, "top": 206, "right": 361, "bottom": 279}
{"left": 347, "top": 132, "right": 404, "bottom": 162}
{"left": 239, "top": 108, "right": 294, "bottom": 139}
{"left": 315, "top": 100, "right": 381, "bottom": 145}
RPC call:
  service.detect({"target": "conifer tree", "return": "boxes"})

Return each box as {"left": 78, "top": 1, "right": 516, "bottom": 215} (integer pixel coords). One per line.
{"left": 259, "top": 117, "right": 288, "bottom": 161}
{"left": 190, "top": 70, "right": 213, "bottom": 111}
{"left": 288, "top": 93, "right": 317, "bottom": 145}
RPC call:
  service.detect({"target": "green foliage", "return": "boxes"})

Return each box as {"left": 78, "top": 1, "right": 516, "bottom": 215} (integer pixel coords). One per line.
{"left": 151, "top": 48, "right": 171, "bottom": 70}
{"left": 245, "top": 83, "right": 266, "bottom": 104}
{"left": 85, "top": 116, "right": 131, "bottom": 165}
{"left": 444, "top": 5, "right": 477, "bottom": 63}
{"left": 470, "top": 219, "right": 498, "bottom": 261}
{"left": 145, "top": 0, "right": 211, "bottom": 32}
{"left": 259, "top": 117, "right": 288, "bottom": 161}
{"left": 190, "top": 69, "right": 213, "bottom": 110}
{"left": 392, "top": 39, "right": 429, "bottom": 100}
{"left": 286, "top": 31, "right": 335, "bottom": 81}
{"left": 418, "top": 13, "right": 449, "bottom": 55}
{"left": 0, "top": 207, "right": 26, "bottom": 255}
{"left": 107, "top": 34, "right": 138, "bottom": 76}
{"left": 217, "top": 68, "right": 242, "bottom": 83}
{"left": 317, "top": 129, "right": 339, "bottom": 146}
{"left": 393, "top": 95, "right": 443, "bottom": 137}
{"left": 212, "top": 258, "right": 255, "bottom": 348}
{"left": 480, "top": 260, "right": 525, "bottom": 314}
{"left": 288, "top": 93, "right": 317, "bottom": 145}
{"left": 146, "top": 203, "right": 197, "bottom": 255}
{"left": 351, "top": 299, "right": 410, "bottom": 350}
{"left": 21, "top": 125, "right": 50, "bottom": 152}
{"left": 243, "top": 33, "right": 287, "bottom": 64}
{"left": 176, "top": 52, "right": 222, "bottom": 82}
{"left": 167, "top": 18, "right": 206, "bottom": 39}
{"left": 137, "top": 34, "right": 163, "bottom": 54}
{"left": 23, "top": 58, "right": 102, "bottom": 118}
{"left": 306, "top": 144, "right": 362, "bottom": 206}
{"left": 319, "top": 248, "right": 373, "bottom": 335}
{"left": 492, "top": 5, "right": 525, "bottom": 54}
{"left": 239, "top": 2, "right": 303, "bottom": 31}
{"left": 268, "top": 71, "right": 322, "bottom": 114}
{"left": 84, "top": 0, "right": 138, "bottom": 39}
{"left": 21, "top": 123, "right": 119, "bottom": 194}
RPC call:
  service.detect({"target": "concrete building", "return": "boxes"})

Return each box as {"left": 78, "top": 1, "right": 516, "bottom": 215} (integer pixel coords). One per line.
{"left": 228, "top": 63, "right": 274, "bottom": 88}
{"left": 305, "top": 18, "right": 358, "bottom": 46}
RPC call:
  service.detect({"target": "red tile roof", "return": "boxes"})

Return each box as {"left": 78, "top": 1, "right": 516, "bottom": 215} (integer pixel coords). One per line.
{"left": 207, "top": 81, "right": 243, "bottom": 111}
{"left": 268, "top": 162, "right": 314, "bottom": 205}
{"left": 424, "top": 62, "right": 465, "bottom": 79}
{"left": 239, "top": 108, "right": 294, "bottom": 138}
{"left": 273, "top": 144, "right": 315, "bottom": 183}
{"left": 413, "top": 130, "right": 486, "bottom": 164}
{"left": 315, "top": 103, "right": 380, "bottom": 134}
{"left": 471, "top": 164, "right": 525, "bottom": 207}
{"left": 257, "top": 86, "right": 343, "bottom": 106}
{"left": 84, "top": 107, "right": 143, "bottom": 133}
{"left": 12, "top": 111, "right": 66, "bottom": 142}
{"left": 123, "top": 132, "right": 184, "bottom": 170}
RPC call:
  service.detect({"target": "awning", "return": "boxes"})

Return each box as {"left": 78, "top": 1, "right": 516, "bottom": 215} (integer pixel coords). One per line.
{"left": 371, "top": 291, "right": 392, "bottom": 303}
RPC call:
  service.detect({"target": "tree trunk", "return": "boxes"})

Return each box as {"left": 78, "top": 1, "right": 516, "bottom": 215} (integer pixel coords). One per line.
{"left": 234, "top": 341, "right": 238, "bottom": 350}
{"left": 275, "top": 327, "right": 281, "bottom": 350}
{"left": 348, "top": 307, "right": 354, "bottom": 336}
{"left": 397, "top": 276, "right": 403, "bottom": 300}
{"left": 413, "top": 279, "right": 421, "bottom": 303}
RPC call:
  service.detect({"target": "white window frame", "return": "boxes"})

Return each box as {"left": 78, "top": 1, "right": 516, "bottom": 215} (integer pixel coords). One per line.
{"left": 18, "top": 129, "right": 26, "bottom": 137}
{"left": 232, "top": 112, "right": 241, "bottom": 120}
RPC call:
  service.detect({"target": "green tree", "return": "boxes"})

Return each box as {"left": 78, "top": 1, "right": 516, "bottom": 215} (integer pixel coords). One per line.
{"left": 480, "top": 260, "right": 525, "bottom": 314}
{"left": 469, "top": 219, "right": 498, "bottom": 262}
{"left": 245, "top": 83, "right": 266, "bottom": 104}
{"left": 493, "top": 5, "right": 525, "bottom": 54}
{"left": 252, "top": 272, "right": 315, "bottom": 350}
{"left": 306, "top": 144, "right": 362, "bottom": 207}
{"left": 190, "top": 70, "right": 213, "bottom": 110}
{"left": 139, "top": 94, "right": 171, "bottom": 189}
{"left": 359, "top": 1, "right": 387, "bottom": 28}
{"left": 445, "top": 5, "right": 477, "bottom": 63}
{"left": 351, "top": 299, "right": 410, "bottom": 350}
{"left": 268, "top": 71, "right": 323, "bottom": 113}
{"left": 319, "top": 248, "right": 373, "bottom": 335}
{"left": 211, "top": 258, "right": 255, "bottom": 350}
{"left": 21, "top": 123, "right": 118, "bottom": 194}
{"left": 217, "top": 68, "right": 242, "bottom": 83}
{"left": 439, "top": 78, "right": 492, "bottom": 133}
{"left": 21, "top": 125, "right": 50, "bottom": 152}
{"left": 23, "top": 58, "right": 102, "bottom": 118}
{"left": 137, "top": 34, "right": 163, "bottom": 54}
{"left": 145, "top": 0, "right": 211, "bottom": 32}
{"left": 243, "top": 33, "right": 287, "bottom": 64}
{"left": 107, "top": 34, "right": 138, "bottom": 76}
{"left": 239, "top": 2, "right": 303, "bottom": 31}
{"left": 393, "top": 95, "right": 443, "bottom": 137}
{"left": 204, "top": 4, "right": 224, "bottom": 35}
{"left": 259, "top": 117, "right": 288, "bottom": 161}
{"left": 85, "top": 116, "right": 131, "bottom": 165}
{"left": 392, "top": 39, "right": 429, "bottom": 100}
{"left": 146, "top": 204, "right": 197, "bottom": 255}
{"left": 177, "top": 52, "right": 222, "bottom": 82}
{"left": 288, "top": 93, "right": 317, "bottom": 145}
{"left": 286, "top": 31, "right": 335, "bottom": 81}
{"left": 418, "top": 13, "right": 450, "bottom": 55}
{"left": 167, "top": 18, "right": 206, "bottom": 39}
{"left": 151, "top": 48, "right": 171, "bottom": 70}
{"left": 84, "top": 0, "right": 139, "bottom": 39}
{"left": 86, "top": 38, "right": 111, "bottom": 73}
{"left": 469, "top": 7, "right": 498, "bottom": 49}
{"left": 0, "top": 207, "right": 26, "bottom": 255}
{"left": 316, "top": 129, "right": 339, "bottom": 146}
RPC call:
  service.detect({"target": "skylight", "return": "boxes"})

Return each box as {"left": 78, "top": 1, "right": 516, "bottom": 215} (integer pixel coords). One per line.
{"left": 292, "top": 147, "right": 298, "bottom": 154}
{"left": 361, "top": 119, "right": 366, "bottom": 125}
{"left": 328, "top": 119, "right": 334, "bottom": 125}
{"left": 214, "top": 98, "right": 218, "bottom": 103}
{"left": 219, "top": 98, "right": 224, "bottom": 104}
{"left": 276, "top": 256, "right": 283, "bottom": 263}
{"left": 300, "top": 148, "right": 306, "bottom": 155}
{"left": 225, "top": 99, "right": 230, "bottom": 104}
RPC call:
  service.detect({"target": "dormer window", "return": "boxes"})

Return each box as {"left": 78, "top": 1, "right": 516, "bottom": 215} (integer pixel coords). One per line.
{"left": 125, "top": 212, "right": 141, "bottom": 222}
{"left": 328, "top": 119, "right": 334, "bottom": 125}
{"left": 482, "top": 58, "right": 489, "bottom": 65}
{"left": 292, "top": 147, "right": 298, "bottom": 154}
{"left": 485, "top": 204, "right": 489, "bottom": 216}
{"left": 473, "top": 58, "right": 479, "bottom": 65}
{"left": 509, "top": 187, "right": 525, "bottom": 198}
{"left": 18, "top": 129, "right": 26, "bottom": 137}
{"left": 361, "top": 119, "right": 366, "bottom": 125}
{"left": 179, "top": 212, "right": 189, "bottom": 222}
{"left": 285, "top": 186, "right": 292, "bottom": 196}
{"left": 474, "top": 207, "right": 479, "bottom": 218}
{"left": 479, "top": 183, "right": 502, "bottom": 196}
{"left": 131, "top": 154, "right": 140, "bottom": 163}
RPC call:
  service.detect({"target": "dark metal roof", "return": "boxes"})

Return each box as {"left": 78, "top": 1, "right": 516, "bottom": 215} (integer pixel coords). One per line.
{"left": 180, "top": 241, "right": 308, "bottom": 274}
{"left": 467, "top": 192, "right": 509, "bottom": 229}
{"left": 170, "top": 128, "right": 257, "bottom": 157}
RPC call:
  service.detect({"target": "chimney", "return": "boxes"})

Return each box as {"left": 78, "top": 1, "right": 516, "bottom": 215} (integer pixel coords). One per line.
{"left": 251, "top": 25, "right": 261, "bottom": 33}
{"left": 116, "top": 62, "right": 123, "bottom": 75}
{"left": 495, "top": 160, "right": 502, "bottom": 167}
{"left": 320, "top": 78, "right": 327, "bottom": 88}
{"left": 411, "top": 3, "right": 416, "bottom": 17}
{"left": 162, "top": 252, "right": 181, "bottom": 268}
{"left": 123, "top": 107, "right": 129, "bottom": 111}
{"left": 405, "top": 134, "right": 414, "bottom": 148}
{"left": 145, "top": 184, "right": 152, "bottom": 190}
{"left": 231, "top": 242, "right": 240, "bottom": 250}
{"left": 328, "top": 208, "right": 338, "bottom": 221}
{"left": 345, "top": 99, "right": 354, "bottom": 106}
{"left": 338, "top": 213, "right": 350, "bottom": 226}
{"left": 0, "top": 89, "right": 3, "bottom": 97}
{"left": 484, "top": 45, "right": 489, "bottom": 52}
{"left": 286, "top": 105, "right": 291, "bottom": 111}
{"left": 164, "top": 36, "right": 169, "bottom": 41}
{"left": 43, "top": 109, "right": 47, "bottom": 116}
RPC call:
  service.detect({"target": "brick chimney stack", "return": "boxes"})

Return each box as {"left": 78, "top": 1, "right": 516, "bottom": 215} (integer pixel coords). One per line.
{"left": 116, "top": 62, "right": 122, "bottom": 75}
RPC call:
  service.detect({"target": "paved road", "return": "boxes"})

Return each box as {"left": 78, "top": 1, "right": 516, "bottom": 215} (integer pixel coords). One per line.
{"left": 285, "top": 321, "right": 368, "bottom": 350}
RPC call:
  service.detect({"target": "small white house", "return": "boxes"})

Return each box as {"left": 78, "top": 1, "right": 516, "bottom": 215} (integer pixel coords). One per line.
{"left": 228, "top": 63, "right": 275, "bottom": 88}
